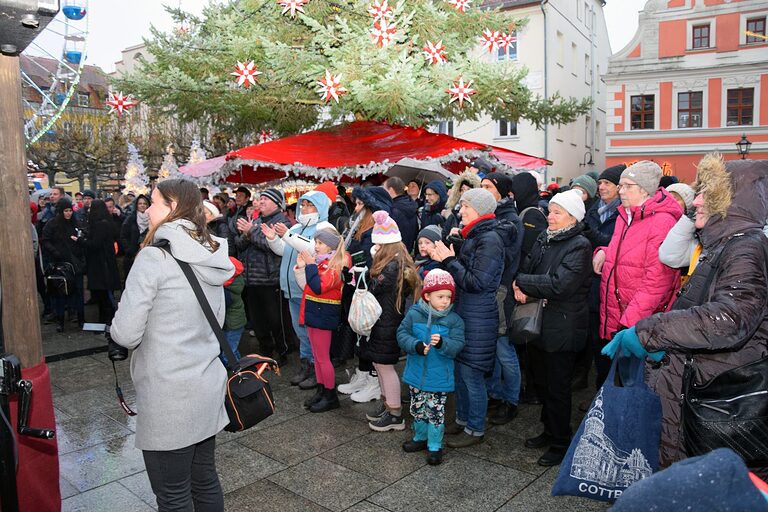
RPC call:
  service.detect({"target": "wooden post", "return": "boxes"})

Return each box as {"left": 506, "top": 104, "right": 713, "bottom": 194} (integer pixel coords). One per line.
{"left": 0, "top": 54, "right": 43, "bottom": 367}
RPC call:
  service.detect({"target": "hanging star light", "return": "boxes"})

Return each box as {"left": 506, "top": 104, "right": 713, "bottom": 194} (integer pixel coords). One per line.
{"left": 497, "top": 32, "right": 517, "bottom": 49}
{"left": 447, "top": 0, "right": 471, "bottom": 12}
{"left": 367, "top": 0, "right": 392, "bottom": 20}
{"left": 423, "top": 40, "right": 447, "bottom": 65}
{"left": 231, "top": 61, "right": 262, "bottom": 89}
{"left": 105, "top": 91, "right": 136, "bottom": 117}
{"left": 371, "top": 18, "right": 397, "bottom": 47}
{"left": 480, "top": 29, "right": 500, "bottom": 53}
{"left": 259, "top": 130, "right": 273, "bottom": 143}
{"left": 317, "top": 70, "right": 348, "bottom": 103}
{"left": 278, "top": 0, "right": 306, "bottom": 17}
{"left": 447, "top": 77, "right": 477, "bottom": 108}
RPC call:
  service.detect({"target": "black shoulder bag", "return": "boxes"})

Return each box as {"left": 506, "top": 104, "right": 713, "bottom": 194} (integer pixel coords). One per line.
{"left": 681, "top": 233, "right": 768, "bottom": 466}
{"left": 162, "top": 246, "right": 280, "bottom": 432}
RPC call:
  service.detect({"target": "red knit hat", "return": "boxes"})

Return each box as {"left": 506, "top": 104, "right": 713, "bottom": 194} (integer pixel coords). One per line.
{"left": 421, "top": 269, "right": 456, "bottom": 302}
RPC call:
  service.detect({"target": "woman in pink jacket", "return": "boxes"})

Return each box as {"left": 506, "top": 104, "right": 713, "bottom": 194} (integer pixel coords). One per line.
{"left": 592, "top": 161, "right": 682, "bottom": 386}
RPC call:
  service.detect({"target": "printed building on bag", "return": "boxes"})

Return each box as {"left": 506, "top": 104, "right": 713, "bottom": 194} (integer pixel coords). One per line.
{"left": 570, "top": 390, "right": 653, "bottom": 488}
{"left": 604, "top": 0, "right": 768, "bottom": 182}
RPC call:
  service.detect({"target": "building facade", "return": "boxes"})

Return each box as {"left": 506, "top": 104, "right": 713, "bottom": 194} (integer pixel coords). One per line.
{"left": 604, "top": 0, "right": 768, "bottom": 183}
{"left": 437, "top": 0, "right": 610, "bottom": 183}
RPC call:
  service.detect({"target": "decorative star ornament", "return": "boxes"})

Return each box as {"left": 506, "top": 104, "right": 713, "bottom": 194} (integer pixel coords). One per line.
{"left": 231, "top": 61, "right": 262, "bottom": 89}
{"left": 175, "top": 22, "right": 190, "bottom": 34}
{"left": 423, "top": 40, "right": 447, "bottom": 65}
{"left": 371, "top": 18, "right": 397, "bottom": 47}
{"left": 497, "top": 32, "right": 517, "bottom": 49}
{"left": 447, "top": 0, "right": 471, "bottom": 12}
{"left": 105, "top": 91, "right": 136, "bottom": 117}
{"left": 278, "top": 0, "right": 306, "bottom": 17}
{"left": 447, "top": 77, "right": 477, "bottom": 108}
{"left": 259, "top": 130, "right": 273, "bottom": 143}
{"left": 367, "top": 0, "right": 392, "bottom": 21}
{"left": 317, "top": 70, "right": 348, "bottom": 103}
{"left": 480, "top": 29, "right": 500, "bottom": 54}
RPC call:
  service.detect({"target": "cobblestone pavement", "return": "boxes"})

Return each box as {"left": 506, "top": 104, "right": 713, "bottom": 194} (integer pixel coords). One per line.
{"left": 43, "top": 319, "right": 609, "bottom": 512}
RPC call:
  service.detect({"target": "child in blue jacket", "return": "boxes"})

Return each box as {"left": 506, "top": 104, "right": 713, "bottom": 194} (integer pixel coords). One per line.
{"left": 397, "top": 269, "right": 465, "bottom": 465}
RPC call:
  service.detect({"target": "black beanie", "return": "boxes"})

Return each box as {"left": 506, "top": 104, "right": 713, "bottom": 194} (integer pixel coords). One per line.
{"left": 598, "top": 164, "right": 626, "bottom": 186}
{"left": 483, "top": 172, "right": 513, "bottom": 199}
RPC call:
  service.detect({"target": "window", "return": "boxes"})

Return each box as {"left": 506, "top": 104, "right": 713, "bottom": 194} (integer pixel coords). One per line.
{"left": 576, "top": 0, "right": 582, "bottom": 21}
{"left": 497, "top": 119, "right": 518, "bottom": 137}
{"left": 677, "top": 91, "right": 703, "bottom": 128}
{"left": 584, "top": 54, "right": 591, "bottom": 84}
{"left": 584, "top": 3, "right": 590, "bottom": 28}
{"left": 595, "top": 120, "right": 601, "bottom": 150}
{"left": 630, "top": 94, "right": 654, "bottom": 130}
{"left": 77, "top": 92, "right": 89, "bottom": 107}
{"left": 727, "top": 88, "right": 754, "bottom": 126}
{"left": 556, "top": 31, "right": 564, "bottom": 66}
{"left": 436, "top": 120, "right": 454, "bottom": 136}
{"left": 746, "top": 17, "right": 766, "bottom": 44}
{"left": 571, "top": 42, "right": 578, "bottom": 77}
{"left": 62, "top": 121, "right": 72, "bottom": 134}
{"left": 497, "top": 32, "right": 517, "bottom": 61}
{"left": 692, "top": 24, "right": 710, "bottom": 49}
{"left": 584, "top": 116, "right": 591, "bottom": 148}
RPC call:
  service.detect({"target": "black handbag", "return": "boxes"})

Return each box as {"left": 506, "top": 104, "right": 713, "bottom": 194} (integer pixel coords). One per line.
{"left": 45, "top": 262, "right": 75, "bottom": 297}
{"left": 679, "top": 232, "right": 768, "bottom": 466}
{"left": 508, "top": 299, "right": 545, "bottom": 344}
{"left": 682, "top": 354, "right": 768, "bottom": 466}
{"left": 167, "top": 248, "right": 280, "bottom": 433}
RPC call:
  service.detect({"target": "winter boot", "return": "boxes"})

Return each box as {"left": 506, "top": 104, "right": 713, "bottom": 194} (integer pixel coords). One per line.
{"left": 350, "top": 373, "right": 381, "bottom": 403}
{"left": 489, "top": 402, "right": 518, "bottom": 425}
{"left": 303, "top": 387, "right": 324, "bottom": 409}
{"left": 298, "top": 365, "right": 318, "bottom": 390}
{"left": 338, "top": 369, "right": 366, "bottom": 395}
{"left": 310, "top": 386, "right": 340, "bottom": 413}
{"left": 55, "top": 316, "right": 65, "bottom": 333}
{"left": 291, "top": 359, "right": 312, "bottom": 386}
{"left": 402, "top": 420, "right": 428, "bottom": 452}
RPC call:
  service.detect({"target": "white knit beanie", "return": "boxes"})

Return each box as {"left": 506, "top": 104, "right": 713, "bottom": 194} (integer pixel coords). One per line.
{"left": 549, "top": 189, "right": 585, "bottom": 222}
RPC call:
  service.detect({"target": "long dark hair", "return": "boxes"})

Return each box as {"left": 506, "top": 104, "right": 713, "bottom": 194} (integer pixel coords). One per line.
{"left": 88, "top": 199, "right": 110, "bottom": 224}
{"left": 142, "top": 179, "right": 219, "bottom": 252}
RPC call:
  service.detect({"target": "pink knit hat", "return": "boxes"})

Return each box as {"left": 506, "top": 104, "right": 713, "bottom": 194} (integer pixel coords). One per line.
{"left": 371, "top": 210, "right": 402, "bottom": 244}
{"left": 421, "top": 269, "right": 456, "bottom": 302}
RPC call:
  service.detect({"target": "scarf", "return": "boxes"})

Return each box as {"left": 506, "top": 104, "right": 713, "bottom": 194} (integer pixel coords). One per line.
{"left": 315, "top": 250, "right": 334, "bottom": 265}
{"left": 460, "top": 213, "right": 496, "bottom": 238}
{"left": 545, "top": 222, "right": 577, "bottom": 242}
{"left": 136, "top": 210, "right": 150, "bottom": 233}
{"left": 598, "top": 198, "right": 620, "bottom": 223}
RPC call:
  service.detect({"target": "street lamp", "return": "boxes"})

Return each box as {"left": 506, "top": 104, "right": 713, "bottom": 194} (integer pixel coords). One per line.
{"left": 736, "top": 134, "right": 752, "bottom": 160}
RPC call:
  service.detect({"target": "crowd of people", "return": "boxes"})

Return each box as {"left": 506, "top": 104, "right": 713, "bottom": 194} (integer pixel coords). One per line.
{"left": 34, "top": 154, "right": 768, "bottom": 510}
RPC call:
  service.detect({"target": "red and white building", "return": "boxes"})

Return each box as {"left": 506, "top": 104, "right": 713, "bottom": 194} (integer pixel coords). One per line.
{"left": 604, "top": 0, "right": 768, "bottom": 182}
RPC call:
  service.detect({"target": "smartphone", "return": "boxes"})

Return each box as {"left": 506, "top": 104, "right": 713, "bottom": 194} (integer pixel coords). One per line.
{"left": 351, "top": 251, "right": 366, "bottom": 266}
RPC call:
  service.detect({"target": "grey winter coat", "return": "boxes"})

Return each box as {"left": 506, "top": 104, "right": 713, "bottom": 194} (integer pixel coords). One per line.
{"left": 111, "top": 220, "right": 235, "bottom": 451}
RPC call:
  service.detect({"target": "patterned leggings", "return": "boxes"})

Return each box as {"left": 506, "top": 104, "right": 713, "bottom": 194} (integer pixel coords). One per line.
{"left": 409, "top": 387, "right": 448, "bottom": 426}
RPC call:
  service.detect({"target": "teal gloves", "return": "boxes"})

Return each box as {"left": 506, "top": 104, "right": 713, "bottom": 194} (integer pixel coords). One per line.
{"left": 601, "top": 326, "right": 666, "bottom": 362}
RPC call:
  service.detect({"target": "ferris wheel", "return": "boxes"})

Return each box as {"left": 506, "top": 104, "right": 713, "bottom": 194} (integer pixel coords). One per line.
{"left": 21, "top": 0, "right": 90, "bottom": 145}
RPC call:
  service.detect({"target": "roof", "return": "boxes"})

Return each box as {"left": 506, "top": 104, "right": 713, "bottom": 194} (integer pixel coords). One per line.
{"left": 480, "top": 0, "right": 541, "bottom": 10}
{"left": 20, "top": 55, "right": 108, "bottom": 93}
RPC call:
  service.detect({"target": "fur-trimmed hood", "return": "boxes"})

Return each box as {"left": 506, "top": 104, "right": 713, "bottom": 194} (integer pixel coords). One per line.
{"left": 696, "top": 155, "right": 768, "bottom": 247}
{"left": 446, "top": 171, "right": 482, "bottom": 210}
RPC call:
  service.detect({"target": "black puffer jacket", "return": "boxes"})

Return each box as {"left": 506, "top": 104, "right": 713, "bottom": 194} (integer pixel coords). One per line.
{"left": 390, "top": 195, "right": 419, "bottom": 253}
{"left": 515, "top": 223, "right": 592, "bottom": 352}
{"left": 359, "top": 260, "right": 413, "bottom": 365}
{"left": 444, "top": 217, "right": 506, "bottom": 373}
{"left": 636, "top": 158, "right": 768, "bottom": 468}
{"left": 583, "top": 198, "right": 620, "bottom": 311}
{"left": 208, "top": 217, "right": 234, "bottom": 256}
{"left": 235, "top": 211, "right": 291, "bottom": 286}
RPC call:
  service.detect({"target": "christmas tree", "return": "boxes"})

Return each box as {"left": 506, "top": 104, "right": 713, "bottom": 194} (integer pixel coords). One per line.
{"left": 188, "top": 138, "right": 207, "bottom": 165}
{"left": 157, "top": 143, "right": 183, "bottom": 181}
{"left": 123, "top": 143, "right": 150, "bottom": 195}
{"left": 114, "top": 1, "right": 591, "bottom": 138}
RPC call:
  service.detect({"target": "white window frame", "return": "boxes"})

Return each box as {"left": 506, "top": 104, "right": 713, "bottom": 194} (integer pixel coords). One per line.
{"left": 497, "top": 33, "right": 518, "bottom": 62}
{"left": 576, "top": 0, "right": 582, "bottom": 21}
{"left": 77, "top": 92, "right": 89, "bottom": 107}
{"left": 673, "top": 89, "right": 707, "bottom": 129}
{"left": 584, "top": 53, "right": 591, "bottom": 85}
{"left": 435, "top": 120, "right": 454, "bottom": 136}
{"left": 556, "top": 31, "right": 564, "bottom": 67}
{"left": 687, "top": 18, "right": 716, "bottom": 50}
{"left": 740, "top": 13, "right": 767, "bottom": 45}
{"left": 496, "top": 119, "right": 518, "bottom": 139}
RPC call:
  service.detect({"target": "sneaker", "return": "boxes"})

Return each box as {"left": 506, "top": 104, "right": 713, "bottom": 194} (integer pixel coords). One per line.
{"left": 446, "top": 432, "right": 484, "bottom": 449}
{"left": 338, "top": 369, "right": 366, "bottom": 395}
{"left": 350, "top": 374, "right": 381, "bottom": 403}
{"left": 365, "top": 401, "right": 386, "bottom": 421}
{"left": 249, "top": 330, "right": 255, "bottom": 337}
{"left": 368, "top": 411, "right": 405, "bottom": 432}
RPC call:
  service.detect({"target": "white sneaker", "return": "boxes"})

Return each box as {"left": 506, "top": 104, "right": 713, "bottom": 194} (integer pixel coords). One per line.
{"left": 350, "top": 374, "right": 381, "bottom": 403}
{"left": 338, "top": 369, "right": 367, "bottom": 395}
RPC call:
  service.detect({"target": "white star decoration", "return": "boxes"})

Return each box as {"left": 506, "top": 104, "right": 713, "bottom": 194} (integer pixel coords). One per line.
{"left": 105, "top": 91, "right": 136, "bottom": 117}
{"left": 371, "top": 18, "right": 397, "bottom": 47}
{"left": 278, "top": 0, "right": 306, "bottom": 17}
{"left": 447, "top": 0, "right": 471, "bottom": 12}
{"left": 497, "top": 32, "right": 517, "bottom": 48}
{"left": 423, "top": 40, "right": 447, "bottom": 65}
{"left": 317, "top": 70, "right": 348, "bottom": 103}
{"left": 367, "top": 0, "right": 393, "bottom": 21}
{"left": 480, "top": 29, "right": 500, "bottom": 54}
{"left": 447, "top": 77, "right": 477, "bottom": 107}
{"left": 231, "top": 61, "right": 262, "bottom": 89}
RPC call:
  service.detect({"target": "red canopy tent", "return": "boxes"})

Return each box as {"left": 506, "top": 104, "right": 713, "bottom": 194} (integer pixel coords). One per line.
{"left": 191, "top": 120, "right": 549, "bottom": 185}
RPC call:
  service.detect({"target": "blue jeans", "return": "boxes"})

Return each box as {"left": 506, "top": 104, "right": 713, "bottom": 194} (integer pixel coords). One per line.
{"left": 485, "top": 336, "right": 521, "bottom": 405}
{"left": 220, "top": 328, "right": 243, "bottom": 366}
{"left": 288, "top": 297, "right": 312, "bottom": 362}
{"left": 454, "top": 362, "right": 488, "bottom": 436}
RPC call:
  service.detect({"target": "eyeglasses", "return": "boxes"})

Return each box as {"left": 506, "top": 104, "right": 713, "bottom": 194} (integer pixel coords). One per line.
{"left": 617, "top": 183, "right": 640, "bottom": 191}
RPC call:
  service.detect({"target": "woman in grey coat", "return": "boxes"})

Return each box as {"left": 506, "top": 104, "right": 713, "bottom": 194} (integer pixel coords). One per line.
{"left": 111, "top": 179, "right": 234, "bottom": 511}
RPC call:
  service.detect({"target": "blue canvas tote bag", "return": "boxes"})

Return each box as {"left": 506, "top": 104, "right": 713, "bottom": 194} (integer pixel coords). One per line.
{"left": 551, "top": 354, "right": 662, "bottom": 503}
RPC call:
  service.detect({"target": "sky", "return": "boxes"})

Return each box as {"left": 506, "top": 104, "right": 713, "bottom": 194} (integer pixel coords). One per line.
{"left": 28, "top": 0, "right": 650, "bottom": 73}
